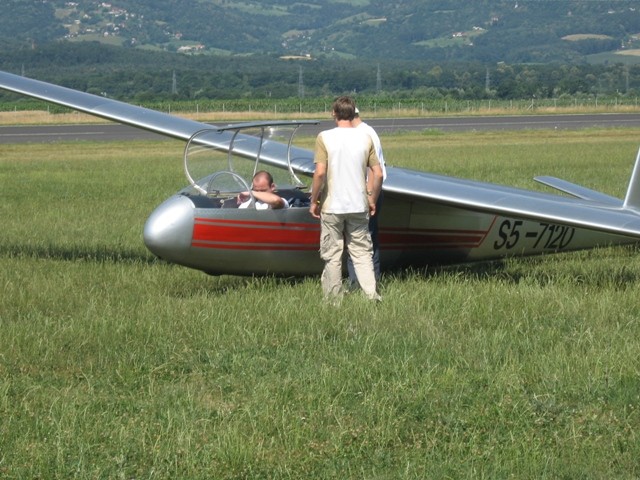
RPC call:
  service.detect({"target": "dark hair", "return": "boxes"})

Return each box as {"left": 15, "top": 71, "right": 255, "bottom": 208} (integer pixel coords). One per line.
{"left": 332, "top": 96, "right": 356, "bottom": 121}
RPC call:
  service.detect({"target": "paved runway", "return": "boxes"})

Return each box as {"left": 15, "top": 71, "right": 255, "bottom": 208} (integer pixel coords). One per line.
{"left": 1, "top": 113, "right": 640, "bottom": 143}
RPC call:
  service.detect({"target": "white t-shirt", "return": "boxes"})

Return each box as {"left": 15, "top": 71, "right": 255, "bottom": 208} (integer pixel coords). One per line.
{"left": 357, "top": 121, "right": 386, "bottom": 181}
{"left": 314, "top": 127, "right": 379, "bottom": 214}
{"left": 238, "top": 198, "right": 289, "bottom": 210}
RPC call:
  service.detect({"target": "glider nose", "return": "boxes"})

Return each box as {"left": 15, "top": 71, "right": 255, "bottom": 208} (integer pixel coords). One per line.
{"left": 143, "top": 195, "right": 194, "bottom": 260}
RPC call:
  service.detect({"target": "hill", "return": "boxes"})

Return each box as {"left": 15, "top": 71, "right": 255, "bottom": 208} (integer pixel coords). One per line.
{"left": 2, "top": 0, "right": 640, "bottom": 63}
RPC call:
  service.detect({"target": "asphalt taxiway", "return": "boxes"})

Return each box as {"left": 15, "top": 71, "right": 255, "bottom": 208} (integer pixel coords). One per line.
{"left": 1, "top": 113, "right": 640, "bottom": 143}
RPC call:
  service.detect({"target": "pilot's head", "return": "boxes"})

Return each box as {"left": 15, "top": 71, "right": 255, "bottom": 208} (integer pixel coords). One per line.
{"left": 251, "top": 170, "right": 276, "bottom": 193}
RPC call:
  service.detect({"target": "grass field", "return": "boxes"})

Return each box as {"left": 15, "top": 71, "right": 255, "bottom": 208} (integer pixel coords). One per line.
{"left": 2, "top": 129, "right": 640, "bottom": 478}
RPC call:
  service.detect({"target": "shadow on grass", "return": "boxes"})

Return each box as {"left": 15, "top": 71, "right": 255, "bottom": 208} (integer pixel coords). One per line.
{"left": 168, "top": 273, "right": 314, "bottom": 298}
{"left": 386, "top": 244, "right": 640, "bottom": 289}
{"left": 385, "top": 259, "right": 511, "bottom": 281}
{"left": 0, "top": 243, "right": 158, "bottom": 265}
{"left": 181, "top": 244, "right": 640, "bottom": 296}
{"left": 9, "top": 241, "right": 640, "bottom": 293}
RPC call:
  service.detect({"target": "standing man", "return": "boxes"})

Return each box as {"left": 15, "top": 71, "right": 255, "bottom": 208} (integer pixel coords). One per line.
{"left": 309, "top": 96, "right": 383, "bottom": 302}
{"left": 347, "top": 107, "right": 386, "bottom": 283}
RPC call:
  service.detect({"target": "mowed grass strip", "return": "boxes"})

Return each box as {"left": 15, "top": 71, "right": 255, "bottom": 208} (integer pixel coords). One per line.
{"left": 1, "top": 131, "right": 640, "bottom": 478}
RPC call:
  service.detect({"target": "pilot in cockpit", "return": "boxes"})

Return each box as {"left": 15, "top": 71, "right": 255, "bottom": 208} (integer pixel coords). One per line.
{"left": 237, "top": 170, "right": 290, "bottom": 210}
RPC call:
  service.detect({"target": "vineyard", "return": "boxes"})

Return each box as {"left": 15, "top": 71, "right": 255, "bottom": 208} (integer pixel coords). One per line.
{"left": 3, "top": 95, "right": 640, "bottom": 118}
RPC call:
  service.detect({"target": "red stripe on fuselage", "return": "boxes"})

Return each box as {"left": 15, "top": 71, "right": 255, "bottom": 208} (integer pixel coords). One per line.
{"left": 380, "top": 224, "right": 492, "bottom": 249}
{"left": 193, "top": 218, "right": 320, "bottom": 250}
{"left": 191, "top": 218, "right": 494, "bottom": 251}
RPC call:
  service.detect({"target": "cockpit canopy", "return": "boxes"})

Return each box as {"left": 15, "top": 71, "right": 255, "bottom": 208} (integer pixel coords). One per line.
{"left": 181, "top": 120, "right": 317, "bottom": 208}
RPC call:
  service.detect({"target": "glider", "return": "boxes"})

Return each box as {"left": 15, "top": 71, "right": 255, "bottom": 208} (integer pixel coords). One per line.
{"left": 2, "top": 69, "right": 640, "bottom": 276}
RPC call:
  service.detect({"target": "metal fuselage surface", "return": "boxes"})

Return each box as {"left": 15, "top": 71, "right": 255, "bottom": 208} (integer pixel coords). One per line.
{"left": 143, "top": 190, "right": 637, "bottom": 276}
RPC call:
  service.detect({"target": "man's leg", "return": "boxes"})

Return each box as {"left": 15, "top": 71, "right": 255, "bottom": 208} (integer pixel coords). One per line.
{"left": 370, "top": 212, "right": 380, "bottom": 281}
{"left": 345, "top": 213, "right": 380, "bottom": 301}
{"left": 347, "top": 192, "right": 382, "bottom": 283}
{"left": 319, "top": 213, "right": 345, "bottom": 300}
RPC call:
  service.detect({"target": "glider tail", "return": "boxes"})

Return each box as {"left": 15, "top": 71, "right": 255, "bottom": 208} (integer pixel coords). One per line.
{"left": 623, "top": 147, "right": 640, "bottom": 211}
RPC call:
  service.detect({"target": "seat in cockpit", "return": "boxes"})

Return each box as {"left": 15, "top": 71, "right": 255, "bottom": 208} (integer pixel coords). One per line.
{"left": 278, "top": 188, "right": 311, "bottom": 208}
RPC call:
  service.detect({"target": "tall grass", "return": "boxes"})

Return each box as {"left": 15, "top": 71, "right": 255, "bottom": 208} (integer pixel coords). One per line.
{"left": 2, "top": 131, "right": 640, "bottom": 478}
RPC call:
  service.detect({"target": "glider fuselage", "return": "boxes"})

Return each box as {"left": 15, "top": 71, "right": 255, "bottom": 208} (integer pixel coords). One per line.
{"left": 143, "top": 189, "right": 636, "bottom": 276}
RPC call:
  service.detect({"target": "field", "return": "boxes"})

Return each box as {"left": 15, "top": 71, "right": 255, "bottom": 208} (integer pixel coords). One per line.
{"left": 616, "top": 49, "right": 640, "bottom": 57}
{"left": 2, "top": 128, "right": 640, "bottom": 478}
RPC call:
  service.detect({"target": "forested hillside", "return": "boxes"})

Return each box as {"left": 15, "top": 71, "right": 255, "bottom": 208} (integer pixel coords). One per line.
{"left": 2, "top": 0, "right": 640, "bottom": 63}
{"left": 1, "top": 1, "right": 640, "bottom": 103}
{"left": 1, "top": 41, "right": 639, "bottom": 103}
